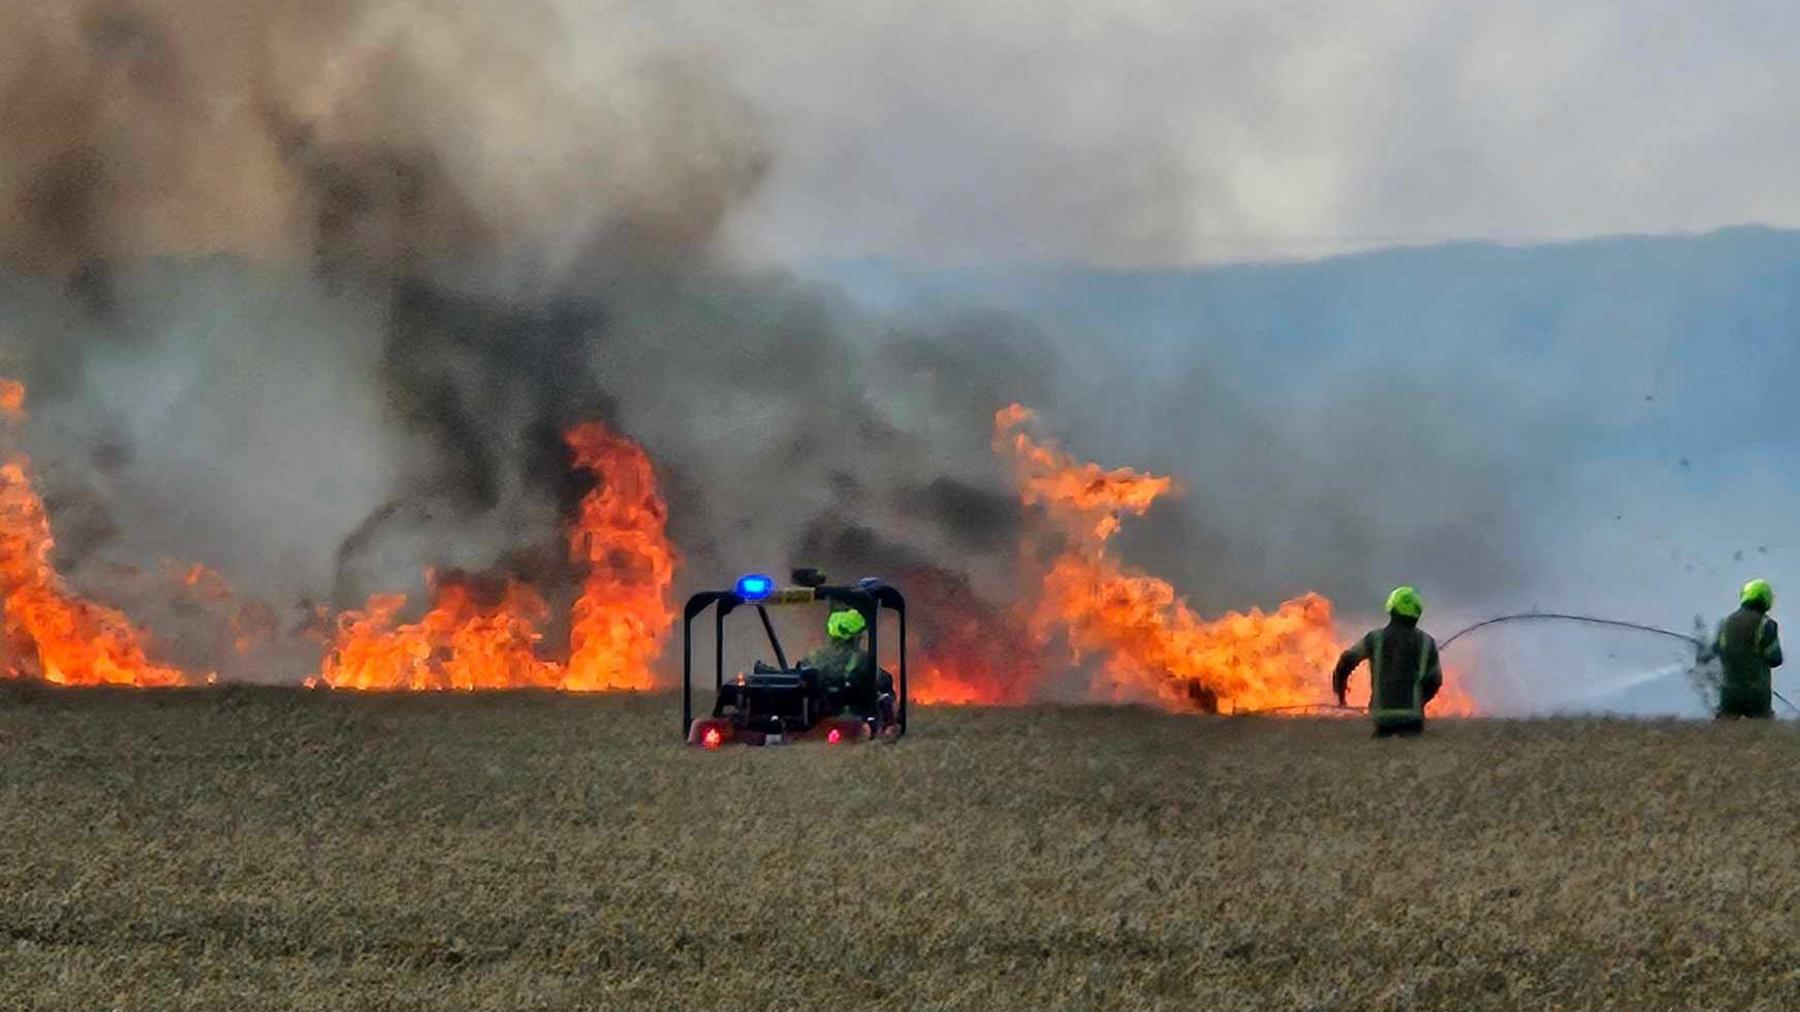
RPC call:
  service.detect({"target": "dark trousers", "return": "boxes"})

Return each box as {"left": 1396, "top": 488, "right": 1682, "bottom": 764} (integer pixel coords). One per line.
{"left": 1717, "top": 689, "right": 1773, "bottom": 720}
{"left": 1373, "top": 720, "right": 1424, "bottom": 738}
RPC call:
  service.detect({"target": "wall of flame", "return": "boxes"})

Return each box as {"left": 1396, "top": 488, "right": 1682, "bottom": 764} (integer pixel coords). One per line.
{"left": 0, "top": 377, "right": 1473, "bottom": 714}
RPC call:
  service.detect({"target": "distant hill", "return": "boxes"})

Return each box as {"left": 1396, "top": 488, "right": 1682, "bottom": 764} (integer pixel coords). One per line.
{"left": 819, "top": 225, "right": 1800, "bottom": 449}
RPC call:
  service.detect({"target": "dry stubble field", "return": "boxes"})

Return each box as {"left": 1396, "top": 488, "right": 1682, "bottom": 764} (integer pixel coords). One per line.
{"left": 0, "top": 684, "right": 1797, "bottom": 1010}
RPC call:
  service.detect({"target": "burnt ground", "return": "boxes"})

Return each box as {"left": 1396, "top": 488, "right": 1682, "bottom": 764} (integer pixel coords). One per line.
{"left": 0, "top": 685, "right": 1796, "bottom": 1010}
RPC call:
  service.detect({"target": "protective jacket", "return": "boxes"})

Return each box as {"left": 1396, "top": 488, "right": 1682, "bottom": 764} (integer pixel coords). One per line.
{"left": 802, "top": 639, "right": 876, "bottom": 708}
{"left": 1332, "top": 616, "right": 1444, "bottom": 732}
{"left": 1715, "top": 605, "right": 1783, "bottom": 718}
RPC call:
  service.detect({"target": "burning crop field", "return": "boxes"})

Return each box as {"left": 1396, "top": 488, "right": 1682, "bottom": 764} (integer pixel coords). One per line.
{"left": 0, "top": 367, "right": 1443, "bottom": 713}
{"left": 2, "top": 0, "right": 1798, "bottom": 1008}
{"left": 0, "top": 0, "right": 1525, "bottom": 717}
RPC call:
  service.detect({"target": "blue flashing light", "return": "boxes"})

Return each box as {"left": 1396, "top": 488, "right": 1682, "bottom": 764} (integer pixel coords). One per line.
{"left": 736, "top": 573, "right": 775, "bottom": 601}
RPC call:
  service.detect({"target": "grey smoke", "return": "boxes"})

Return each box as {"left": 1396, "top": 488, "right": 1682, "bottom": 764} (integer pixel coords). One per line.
{"left": 0, "top": 0, "right": 1051, "bottom": 686}
{"left": 638, "top": 0, "right": 1800, "bottom": 266}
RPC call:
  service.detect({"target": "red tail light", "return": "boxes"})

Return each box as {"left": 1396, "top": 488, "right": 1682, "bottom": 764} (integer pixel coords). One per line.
{"left": 702, "top": 726, "right": 724, "bottom": 749}
{"left": 827, "top": 727, "right": 843, "bottom": 744}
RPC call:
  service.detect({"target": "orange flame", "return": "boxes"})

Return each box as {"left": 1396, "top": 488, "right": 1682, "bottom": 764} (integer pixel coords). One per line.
{"left": 996, "top": 402, "right": 1173, "bottom": 542}
{"left": 912, "top": 664, "right": 1014, "bottom": 706}
{"left": 563, "top": 421, "right": 677, "bottom": 691}
{"left": 913, "top": 406, "right": 1477, "bottom": 715}
{"left": 321, "top": 573, "right": 561, "bottom": 691}
{"left": 897, "top": 564, "right": 1043, "bottom": 705}
{"left": 992, "top": 405, "right": 1347, "bottom": 713}
{"left": 0, "top": 380, "right": 189, "bottom": 687}
{"left": 318, "top": 420, "right": 677, "bottom": 692}
{"left": 0, "top": 381, "right": 23, "bottom": 420}
{"left": 1428, "top": 664, "right": 1478, "bottom": 716}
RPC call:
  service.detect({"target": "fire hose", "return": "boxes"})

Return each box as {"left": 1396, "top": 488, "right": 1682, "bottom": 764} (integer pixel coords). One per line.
{"left": 1230, "top": 611, "right": 1799, "bottom": 717}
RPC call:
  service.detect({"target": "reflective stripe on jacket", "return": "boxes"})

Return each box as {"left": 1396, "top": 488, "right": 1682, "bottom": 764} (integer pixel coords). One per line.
{"left": 1332, "top": 620, "right": 1444, "bottom": 726}
{"left": 1716, "top": 607, "right": 1782, "bottom": 716}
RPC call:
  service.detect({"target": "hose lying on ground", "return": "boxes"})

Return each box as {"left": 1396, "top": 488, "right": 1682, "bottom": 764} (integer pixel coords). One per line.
{"left": 1228, "top": 610, "right": 1799, "bottom": 717}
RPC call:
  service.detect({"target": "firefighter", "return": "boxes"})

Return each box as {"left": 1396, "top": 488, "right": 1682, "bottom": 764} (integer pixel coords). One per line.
{"left": 1714, "top": 579, "right": 1783, "bottom": 719}
{"left": 1332, "top": 585, "right": 1444, "bottom": 737}
{"left": 804, "top": 609, "right": 873, "bottom": 688}
{"left": 801, "top": 608, "right": 894, "bottom": 720}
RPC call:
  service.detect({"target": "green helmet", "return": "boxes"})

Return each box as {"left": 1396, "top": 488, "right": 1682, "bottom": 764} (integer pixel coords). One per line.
{"left": 1385, "top": 585, "right": 1424, "bottom": 620}
{"left": 1741, "top": 579, "right": 1775, "bottom": 610}
{"left": 826, "top": 609, "right": 868, "bottom": 641}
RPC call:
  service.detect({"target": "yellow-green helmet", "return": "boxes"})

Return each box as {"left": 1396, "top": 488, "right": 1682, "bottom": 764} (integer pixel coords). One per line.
{"left": 1741, "top": 579, "right": 1775, "bottom": 610}
{"left": 826, "top": 609, "right": 868, "bottom": 640}
{"left": 1385, "top": 585, "right": 1424, "bottom": 620}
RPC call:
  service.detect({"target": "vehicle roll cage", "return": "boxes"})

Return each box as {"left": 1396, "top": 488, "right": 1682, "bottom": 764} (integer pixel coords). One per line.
{"left": 681, "top": 583, "right": 908, "bottom": 739}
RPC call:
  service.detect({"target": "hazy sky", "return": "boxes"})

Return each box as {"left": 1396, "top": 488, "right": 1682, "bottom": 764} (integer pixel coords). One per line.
{"left": 613, "top": 1, "right": 1800, "bottom": 266}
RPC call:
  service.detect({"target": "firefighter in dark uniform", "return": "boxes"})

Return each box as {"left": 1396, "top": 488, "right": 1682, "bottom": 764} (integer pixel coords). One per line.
{"left": 1715, "top": 579, "right": 1783, "bottom": 719}
{"left": 802, "top": 609, "right": 895, "bottom": 722}
{"left": 1332, "top": 586, "right": 1444, "bottom": 737}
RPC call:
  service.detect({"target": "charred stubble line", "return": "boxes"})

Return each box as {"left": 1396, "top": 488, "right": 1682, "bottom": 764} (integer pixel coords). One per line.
{"left": 0, "top": 686, "right": 1796, "bottom": 1010}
